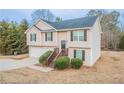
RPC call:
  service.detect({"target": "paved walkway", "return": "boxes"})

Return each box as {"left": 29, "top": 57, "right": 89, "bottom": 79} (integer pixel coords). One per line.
{"left": 0, "top": 58, "right": 38, "bottom": 71}
{"left": 0, "top": 57, "right": 53, "bottom": 72}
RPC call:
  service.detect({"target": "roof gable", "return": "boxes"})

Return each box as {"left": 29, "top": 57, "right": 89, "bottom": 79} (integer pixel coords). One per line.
{"left": 43, "top": 16, "right": 98, "bottom": 29}
{"left": 25, "top": 19, "right": 56, "bottom": 33}
{"left": 25, "top": 16, "right": 98, "bottom": 33}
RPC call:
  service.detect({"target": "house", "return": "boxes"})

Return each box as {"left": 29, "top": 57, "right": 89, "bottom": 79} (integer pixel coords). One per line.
{"left": 25, "top": 16, "right": 102, "bottom": 66}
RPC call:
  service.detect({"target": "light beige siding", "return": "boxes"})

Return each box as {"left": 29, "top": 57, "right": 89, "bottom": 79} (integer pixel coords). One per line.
{"left": 26, "top": 26, "right": 42, "bottom": 46}
{"left": 57, "top": 31, "right": 68, "bottom": 50}
{"left": 42, "top": 32, "right": 58, "bottom": 47}
{"left": 26, "top": 20, "right": 56, "bottom": 46}
{"left": 90, "top": 18, "right": 101, "bottom": 65}
{"left": 68, "top": 48, "right": 92, "bottom": 66}
{"left": 67, "top": 30, "right": 92, "bottom": 48}
{"left": 36, "top": 20, "right": 54, "bottom": 30}
{"left": 26, "top": 19, "right": 101, "bottom": 66}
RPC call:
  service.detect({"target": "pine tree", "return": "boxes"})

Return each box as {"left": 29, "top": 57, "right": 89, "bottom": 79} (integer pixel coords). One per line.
{"left": 0, "top": 20, "right": 10, "bottom": 55}
{"left": 6, "top": 22, "right": 19, "bottom": 55}
{"left": 18, "top": 19, "right": 29, "bottom": 54}
{"left": 0, "top": 19, "right": 29, "bottom": 55}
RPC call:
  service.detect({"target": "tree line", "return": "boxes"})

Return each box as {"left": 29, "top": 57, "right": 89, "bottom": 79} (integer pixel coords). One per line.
{"left": 0, "top": 19, "right": 29, "bottom": 55}
{"left": 87, "top": 10, "right": 124, "bottom": 50}
{"left": 0, "top": 9, "right": 62, "bottom": 55}
{"left": 0, "top": 9, "right": 124, "bottom": 55}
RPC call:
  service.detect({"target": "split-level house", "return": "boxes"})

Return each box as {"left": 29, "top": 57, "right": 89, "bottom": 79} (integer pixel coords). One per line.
{"left": 25, "top": 16, "right": 102, "bottom": 66}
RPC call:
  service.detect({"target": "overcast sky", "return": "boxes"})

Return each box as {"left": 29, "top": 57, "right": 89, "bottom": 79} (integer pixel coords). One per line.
{"left": 0, "top": 9, "right": 124, "bottom": 23}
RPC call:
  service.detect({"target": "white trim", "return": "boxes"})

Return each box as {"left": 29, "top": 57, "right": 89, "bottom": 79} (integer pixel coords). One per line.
{"left": 25, "top": 19, "right": 57, "bottom": 33}
{"left": 25, "top": 25, "right": 34, "bottom": 34}
{"left": 32, "top": 27, "right": 91, "bottom": 32}
{"left": 92, "top": 17, "right": 102, "bottom": 33}
{"left": 39, "top": 19, "right": 57, "bottom": 31}
{"left": 56, "top": 27, "right": 91, "bottom": 31}
{"left": 72, "top": 31, "right": 85, "bottom": 41}
{"left": 25, "top": 19, "right": 41, "bottom": 33}
{"left": 97, "top": 17, "right": 103, "bottom": 34}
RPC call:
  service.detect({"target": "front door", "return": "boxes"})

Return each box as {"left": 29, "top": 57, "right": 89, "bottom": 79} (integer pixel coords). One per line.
{"left": 61, "top": 40, "right": 66, "bottom": 49}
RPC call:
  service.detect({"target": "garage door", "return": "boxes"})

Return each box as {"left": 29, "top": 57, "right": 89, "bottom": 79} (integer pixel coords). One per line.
{"left": 29, "top": 46, "right": 54, "bottom": 57}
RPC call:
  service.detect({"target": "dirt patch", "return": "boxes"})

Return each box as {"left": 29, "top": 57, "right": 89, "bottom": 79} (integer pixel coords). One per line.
{"left": 110, "top": 56, "right": 120, "bottom": 61}
{"left": 0, "top": 51, "right": 124, "bottom": 84}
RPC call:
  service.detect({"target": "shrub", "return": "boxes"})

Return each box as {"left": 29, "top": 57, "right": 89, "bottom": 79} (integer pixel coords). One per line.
{"left": 71, "top": 58, "right": 83, "bottom": 69}
{"left": 54, "top": 56, "right": 70, "bottom": 70}
{"left": 39, "top": 51, "right": 52, "bottom": 64}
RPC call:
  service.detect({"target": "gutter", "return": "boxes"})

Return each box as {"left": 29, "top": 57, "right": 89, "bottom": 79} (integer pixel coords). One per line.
{"left": 34, "top": 27, "right": 91, "bottom": 32}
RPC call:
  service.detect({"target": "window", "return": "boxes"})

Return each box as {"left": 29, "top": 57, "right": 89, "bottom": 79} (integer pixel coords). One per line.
{"left": 74, "top": 50, "right": 85, "bottom": 60}
{"left": 45, "top": 32, "right": 53, "bottom": 41}
{"left": 79, "top": 31, "right": 84, "bottom": 41}
{"left": 30, "top": 33, "right": 36, "bottom": 42}
{"left": 73, "top": 31, "right": 78, "bottom": 41}
{"left": 71, "top": 30, "right": 87, "bottom": 41}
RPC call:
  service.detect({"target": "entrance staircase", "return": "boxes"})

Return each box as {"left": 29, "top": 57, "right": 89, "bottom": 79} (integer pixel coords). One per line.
{"left": 57, "top": 48, "right": 68, "bottom": 57}
{"left": 46, "top": 48, "right": 59, "bottom": 66}
{"left": 47, "top": 48, "right": 68, "bottom": 67}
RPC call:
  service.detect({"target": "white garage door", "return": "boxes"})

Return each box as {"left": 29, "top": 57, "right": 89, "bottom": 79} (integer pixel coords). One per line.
{"left": 29, "top": 46, "right": 54, "bottom": 57}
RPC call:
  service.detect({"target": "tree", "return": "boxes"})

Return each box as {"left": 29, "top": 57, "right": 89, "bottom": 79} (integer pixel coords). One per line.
{"left": 119, "top": 33, "right": 124, "bottom": 49}
{"left": 1, "top": 21, "right": 20, "bottom": 55}
{"left": 8, "top": 22, "right": 19, "bottom": 54}
{"left": 18, "top": 19, "right": 29, "bottom": 54}
{"left": 101, "top": 11, "right": 120, "bottom": 50}
{"left": 87, "top": 9, "right": 104, "bottom": 17}
{"left": 0, "top": 20, "right": 10, "bottom": 55}
{"left": 0, "top": 19, "right": 29, "bottom": 55}
{"left": 56, "top": 17, "right": 62, "bottom": 23}
{"left": 87, "top": 10, "right": 121, "bottom": 50}
{"left": 31, "top": 9, "right": 55, "bottom": 23}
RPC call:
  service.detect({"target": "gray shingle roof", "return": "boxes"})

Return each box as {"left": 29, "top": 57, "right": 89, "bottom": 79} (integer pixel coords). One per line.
{"left": 43, "top": 16, "right": 98, "bottom": 29}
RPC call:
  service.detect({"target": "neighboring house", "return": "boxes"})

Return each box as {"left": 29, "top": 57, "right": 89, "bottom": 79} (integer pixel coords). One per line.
{"left": 25, "top": 16, "right": 102, "bottom": 66}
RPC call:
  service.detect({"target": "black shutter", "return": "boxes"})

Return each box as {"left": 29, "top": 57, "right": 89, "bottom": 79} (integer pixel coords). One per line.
{"left": 30, "top": 34, "right": 32, "bottom": 41}
{"left": 74, "top": 50, "right": 76, "bottom": 58}
{"left": 84, "top": 30, "right": 87, "bottom": 41}
{"left": 45, "top": 33, "right": 47, "bottom": 41}
{"left": 82, "top": 50, "right": 85, "bottom": 61}
{"left": 35, "top": 34, "right": 36, "bottom": 41}
{"left": 51, "top": 32, "right": 53, "bottom": 41}
{"left": 71, "top": 31, "right": 73, "bottom": 41}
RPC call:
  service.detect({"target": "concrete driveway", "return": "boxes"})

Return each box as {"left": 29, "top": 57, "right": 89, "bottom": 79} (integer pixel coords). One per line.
{"left": 0, "top": 58, "right": 38, "bottom": 71}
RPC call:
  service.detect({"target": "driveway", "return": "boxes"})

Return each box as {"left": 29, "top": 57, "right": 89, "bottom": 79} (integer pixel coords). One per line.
{"left": 0, "top": 58, "right": 38, "bottom": 71}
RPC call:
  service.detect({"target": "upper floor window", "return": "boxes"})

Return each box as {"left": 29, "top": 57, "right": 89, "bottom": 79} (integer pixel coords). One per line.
{"left": 71, "top": 30, "right": 87, "bottom": 41}
{"left": 45, "top": 32, "right": 53, "bottom": 41}
{"left": 30, "top": 33, "right": 36, "bottom": 42}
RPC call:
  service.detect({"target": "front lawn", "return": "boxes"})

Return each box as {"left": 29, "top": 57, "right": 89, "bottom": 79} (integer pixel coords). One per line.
{"left": 0, "top": 51, "right": 124, "bottom": 84}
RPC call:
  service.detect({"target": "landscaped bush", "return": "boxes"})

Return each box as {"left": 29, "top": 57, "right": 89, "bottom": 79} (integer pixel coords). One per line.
{"left": 71, "top": 58, "right": 83, "bottom": 69}
{"left": 54, "top": 56, "right": 70, "bottom": 70}
{"left": 39, "top": 51, "right": 52, "bottom": 64}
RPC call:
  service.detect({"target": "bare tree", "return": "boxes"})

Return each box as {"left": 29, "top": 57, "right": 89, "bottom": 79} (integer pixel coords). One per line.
{"left": 31, "top": 9, "right": 55, "bottom": 23}
{"left": 87, "top": 10, "right": 121, "bottom": 50}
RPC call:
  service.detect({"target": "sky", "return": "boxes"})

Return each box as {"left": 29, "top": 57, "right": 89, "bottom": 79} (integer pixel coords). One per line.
{"left": 0, "top": 9, "right": 88, "bottom": 23}
{"left": 0, "top": 9, "right": 124, "bottom": 24}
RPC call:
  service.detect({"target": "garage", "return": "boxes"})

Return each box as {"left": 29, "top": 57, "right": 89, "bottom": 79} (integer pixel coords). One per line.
{"left": 29, "top": 46, "right": 54, "bottom": 57}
